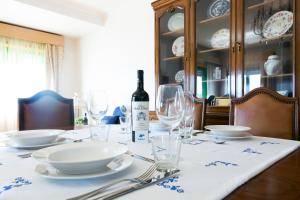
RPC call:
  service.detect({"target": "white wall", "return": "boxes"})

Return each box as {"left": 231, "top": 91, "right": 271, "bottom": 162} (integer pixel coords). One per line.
{"left": 78, "top": 0, "right": 155, "bottom": 114}
{"left": 59, "top": 37, "right": 81, "bottom": 98}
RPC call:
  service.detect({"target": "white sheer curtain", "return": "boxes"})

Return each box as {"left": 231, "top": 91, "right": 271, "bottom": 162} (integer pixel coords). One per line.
{"left": 0, "top": 36, "right": 62, "bottom": 132}
{"left": 46, "top": 44, "right": 64, "bottom": 91}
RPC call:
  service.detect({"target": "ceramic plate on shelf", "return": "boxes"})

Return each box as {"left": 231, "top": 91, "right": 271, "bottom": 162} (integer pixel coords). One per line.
{"left": 168, "top": 13, "right": 184, "bottom": 31}
{"left": 172, "top": 36, "right": 184, "bottom": 56}
{"left": 263, "top": 11, "right": 293, "bottom": 39}
{"left": 207, "top": 0, "right": 230, "bottom": 18}
{"left": 34, "top": 154, "right": 134, "bottom": 180}
{"left": 210, "top": 28, "right": 230, "bottom": 48}
{"left": 175, "top": 70, "right": 184, "bottom": 83}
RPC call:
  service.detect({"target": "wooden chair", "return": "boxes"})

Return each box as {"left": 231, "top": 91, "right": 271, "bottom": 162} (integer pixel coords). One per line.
{"left": 194, "top": 97, "right": 207, "bottom": 130}
{"left": 18, "top": 90, "right": 74, "bottom": 130}
{"left": 230, "top": 87, "right": 298, "bottom": 140}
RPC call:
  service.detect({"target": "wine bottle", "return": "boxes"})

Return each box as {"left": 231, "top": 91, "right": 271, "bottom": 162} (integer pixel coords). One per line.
{"left": 131, "top": 70, "right": 149, "bottom": 143}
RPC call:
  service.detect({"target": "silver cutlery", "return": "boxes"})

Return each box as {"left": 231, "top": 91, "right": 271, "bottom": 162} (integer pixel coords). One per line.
{"left": 18, "top": 152, "right": 32, "bottom": 158}
{"left": 67, "top": 164, "right": 158, "bottom": 200}
{"left": 127, "top": 153, "right": 155, "bottom": 163}
{"left": 94, "top": 169, "right": 180, "bottom": 200}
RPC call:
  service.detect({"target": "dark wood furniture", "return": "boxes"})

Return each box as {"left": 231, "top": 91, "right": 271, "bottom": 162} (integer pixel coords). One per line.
{"left": 18, "top": 90, "right": 74, "bottom": 130}
{"left": 152, "top": 0, "right": 300, "bottom": 126}
{"left": 230, "top": 87, "right": 299, "bottom": 140}
{"left": 193, "top": 97, "right": 207, "bottom": 130}
{"left": 226, "top": 148, "right": 300, "bottom": 200}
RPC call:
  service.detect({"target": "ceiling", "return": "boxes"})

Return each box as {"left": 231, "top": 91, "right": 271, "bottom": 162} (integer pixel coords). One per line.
{"left": 0, "top": 0, "right": 112, "bottom": 38}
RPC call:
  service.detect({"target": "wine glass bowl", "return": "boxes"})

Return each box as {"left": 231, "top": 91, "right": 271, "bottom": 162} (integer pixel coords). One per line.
{"left": 155, "top": 84, "right": 185, "bottom": 134}
{"left": 86, "top": 90, "right": 108, "bottom": 125}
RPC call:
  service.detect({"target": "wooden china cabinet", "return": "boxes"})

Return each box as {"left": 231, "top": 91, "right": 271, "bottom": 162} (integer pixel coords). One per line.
{"left": 152, "top": 0, "right": 300, "bottom": 125}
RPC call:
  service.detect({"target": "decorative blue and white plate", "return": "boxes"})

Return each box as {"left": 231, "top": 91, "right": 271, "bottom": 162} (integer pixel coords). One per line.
{"left": 175, "top": 70, "right": 184, "bottom": 83}
{"left": 207, "top": 0, "right": 230, "bottom": 18}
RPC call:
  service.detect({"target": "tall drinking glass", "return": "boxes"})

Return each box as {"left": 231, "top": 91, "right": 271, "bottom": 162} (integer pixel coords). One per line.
{"left": 156, "top": 84, "right": 185, "bottom": 135}
{"left": 179, "top": 92, "right": 195, "bottom": 140}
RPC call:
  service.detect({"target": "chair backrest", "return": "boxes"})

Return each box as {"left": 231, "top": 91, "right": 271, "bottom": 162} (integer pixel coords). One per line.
{"left": 18, "top": 90, "right": 74, "bottom": 130}
{"left": 194, "top": 97, "right": 207, "bottom": 130}
{"left": 230, "top": 87, "right": 298, "bottom": 140}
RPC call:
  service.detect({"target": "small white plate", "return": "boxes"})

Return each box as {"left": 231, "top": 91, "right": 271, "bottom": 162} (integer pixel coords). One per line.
{"left": 34, "top": 154, "right": 134, "bottom": 180}
{"left": 206, "top": 132, "right": 253, "bottom": 140}
{"left": 6, "top": 129, "right": 65, "bottom": 146}
{"left": 205, "top": 125, "right": 251, "bottom": 137}
{"left": 168, "top": 13, "right": 184, "bottom": 31}
{"left": 6, "top": 137, "right": 67, "bottom": 150}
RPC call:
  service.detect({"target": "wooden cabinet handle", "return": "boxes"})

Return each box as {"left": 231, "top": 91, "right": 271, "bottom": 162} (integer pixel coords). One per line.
{"left": 232, "top": 44, "right": 235, "bottom": 53}
{"left": 236, "top": 42, "right": 241, "bottom": 52}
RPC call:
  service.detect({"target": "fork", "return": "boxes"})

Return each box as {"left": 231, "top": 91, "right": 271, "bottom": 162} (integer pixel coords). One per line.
{"left": 67, "top": 164, "right": 158, "bottom": 200}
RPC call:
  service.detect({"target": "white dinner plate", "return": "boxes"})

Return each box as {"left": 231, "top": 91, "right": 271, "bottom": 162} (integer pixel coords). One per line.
{"left": 150, "top": 121, "right": 170, "bottom": 132}
{"left": 175, "top": 70, "right": 184, "bottom": 83}
{"left": 6, "top": 129, "right": 65, "bottom": 146}
{"left": 33, "top": 141, "right": 128, "bottom": 175}
{"left": 263, "top": 11, "right": 293, "bottom": 39}
{"left": 168, "top": 13, "right": 184, "bottom": 31}
{"left": 34, "top": 154, "right": 134, "bottom": 180}
{"left": 206, "top": 132, "right": 253, "bottom": 140}
{"left": 6, "top": 137, "right": 67, "bottom": 150}
{"left": 211, "top": 28, "right": 230, "bottom": 48}
{"left": 172, "top": 36, "right": 184, "bottom": 56}
{"left": 205, "top": 125, "right": 251, "bottom": 137}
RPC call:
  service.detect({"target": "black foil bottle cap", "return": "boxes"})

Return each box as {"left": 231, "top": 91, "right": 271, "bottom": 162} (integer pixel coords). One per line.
{"left": 137, "top": 70, "right": 144, "bottom": 81}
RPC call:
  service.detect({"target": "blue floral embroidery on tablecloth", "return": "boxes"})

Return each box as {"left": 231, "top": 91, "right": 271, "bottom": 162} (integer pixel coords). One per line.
{"left": 205, "top": 161, "right": 238, "bottom": 167}
{"left": 0, "top": 177, "right": 32, "bottom": 195}
{"left": 260, "top": 141, "right": 280, "bottom": 145}
{"left": 157, "top": 176, "right": 184, "bottom": 193}
{"left": 242, "top": 148, "right": 262, "bottom": 154}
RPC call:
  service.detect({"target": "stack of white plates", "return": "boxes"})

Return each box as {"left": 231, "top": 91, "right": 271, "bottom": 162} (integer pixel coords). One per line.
{"left": 6, "top": 129, "right": 65, "bottom": 149}
{"left": 205, "top": 125, "right": 252, "bottom": 139}
{"left": 32, "top": 141, "right": 133, "bottom": 179}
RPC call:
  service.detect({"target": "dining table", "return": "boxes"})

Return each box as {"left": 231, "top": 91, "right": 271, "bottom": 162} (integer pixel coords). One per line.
{"left": 0, "top": 124, "right": 299, "bottom": 200}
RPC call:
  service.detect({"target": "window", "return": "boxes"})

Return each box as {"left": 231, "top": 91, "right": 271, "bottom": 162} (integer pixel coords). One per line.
{"left": 0, "top": 36, "right": 47, "bottom": 131}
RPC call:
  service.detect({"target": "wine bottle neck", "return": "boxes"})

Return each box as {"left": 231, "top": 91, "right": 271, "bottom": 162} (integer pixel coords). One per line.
{"left": 137, "top": 80, "right": 144, "bottom": 90}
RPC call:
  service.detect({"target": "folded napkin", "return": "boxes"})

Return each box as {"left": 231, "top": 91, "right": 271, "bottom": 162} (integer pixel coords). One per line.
{"left": 101, "top": 106, "right": 125, "bottom": 124}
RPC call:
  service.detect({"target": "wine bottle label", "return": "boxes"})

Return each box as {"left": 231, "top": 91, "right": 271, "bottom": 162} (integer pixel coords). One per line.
{"left": 132, "top": 101, "right": 149, "bottom": 143}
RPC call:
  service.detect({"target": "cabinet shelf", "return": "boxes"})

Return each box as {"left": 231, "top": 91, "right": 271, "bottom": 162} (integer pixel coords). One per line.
{"left": 199, "top": 14, "right": 229, "bottom": 24}
{"left": 261, "top": 73, "right": 293, "bottom": 79}
{"left": 198, "top": 47, "right": 229, "bottom": 54}
{"left": 248, "top": 0, "right": 279, "bottom": 10}
{"left": 161, "top": 29, "right": 184, "bottom": 37}
{"left": 202, "top": 79, "right": 227, "bottom": 83}
{"left": 246, "top": 34, "right": 293, "bottom": 48}
{"left": 163, "top": 56, "right": 183, "bottom": 61}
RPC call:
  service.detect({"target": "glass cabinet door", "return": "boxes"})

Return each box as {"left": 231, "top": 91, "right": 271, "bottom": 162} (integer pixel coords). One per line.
{"left": 195, "top": 0, "right": 231, "bottom": 106}
{"left": 243, "top": 0, "right": 294, "bottom": 97}
{"left": 159, "top": 6, "right": 186, "bottom": 89}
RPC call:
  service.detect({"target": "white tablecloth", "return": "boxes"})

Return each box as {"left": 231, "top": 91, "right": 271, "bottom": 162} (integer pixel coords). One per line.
{"left": 0, "top": 125, "right": 299, "bottom": 200}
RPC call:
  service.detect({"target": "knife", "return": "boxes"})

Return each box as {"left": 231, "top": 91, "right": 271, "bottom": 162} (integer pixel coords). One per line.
{"left": 94, "top": 169, "right": 180, "bottom": 200}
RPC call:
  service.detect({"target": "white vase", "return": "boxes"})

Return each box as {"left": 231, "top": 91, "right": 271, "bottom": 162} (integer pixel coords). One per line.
{"left": 264, "top": 55, "right": 282, "bottom": 75}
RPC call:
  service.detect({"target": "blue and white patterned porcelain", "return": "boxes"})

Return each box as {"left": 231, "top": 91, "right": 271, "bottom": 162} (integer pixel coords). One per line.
{"left": 175, "top": 70, "right": 184, "bottom": 83}
{"left": 207, "top": 0, "right": 230, "bottom": 18}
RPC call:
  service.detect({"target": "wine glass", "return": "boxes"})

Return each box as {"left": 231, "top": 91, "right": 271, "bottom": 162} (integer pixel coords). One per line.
{"left": 156, "top": 84, "right": 185, "bottom": 135}
{"left": 86, "top": 90, "right": 108, "bottom": 125}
